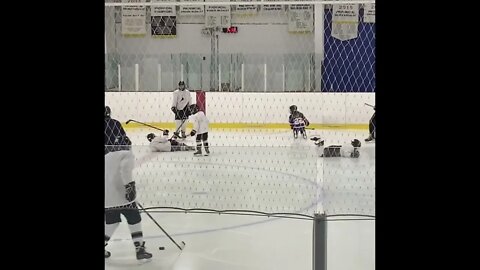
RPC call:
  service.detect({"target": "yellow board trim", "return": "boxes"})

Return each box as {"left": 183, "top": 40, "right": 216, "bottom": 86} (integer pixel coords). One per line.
{"left": 123, "top": 122, "right": 368, "bottom": 130}
{"left": 122, "top": 34, "right": 147, "bottom": 37}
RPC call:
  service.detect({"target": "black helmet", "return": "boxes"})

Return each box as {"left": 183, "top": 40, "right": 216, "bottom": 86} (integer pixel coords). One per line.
{"left": 351, "top": 139, "right": 361, "bottom": 148}
{"left": 178, "top": 81, "right": 186, "bottom": 90}
{"left": 189, "top": 104, "right": 199, "bottom": 114}
{"left": 147, "top": 133, "right": 156, "bottom": 142}
{"left": 105, "top": 106, "right": 111, "bottom": 118}
{"left": 289, "top": 105, "right": 297, "bottom": 114}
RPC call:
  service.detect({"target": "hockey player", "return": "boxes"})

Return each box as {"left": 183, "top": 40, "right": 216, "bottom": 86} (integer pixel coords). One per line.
{"left": 171, "top": 81, "right": 192, "bottom": 139}
{"left": 188, "top": 104, "right": 210, "bottom": 156}
{"left": 311, "top": 137, "right": 361, "bottom": 158}
{"left": 288, "top": 105, "right": 310, "bottom": 139}
{"left": 105, "top": 106, "right": 129, "bottom": 154}
{"left": 104, "top": 106, "right": 153, "bottom": 260}
{"left": 365, "top": 106, "right": 376, "bottom": 142}
{"left": 146, "top": 130, "right": 196, "bottom": 152}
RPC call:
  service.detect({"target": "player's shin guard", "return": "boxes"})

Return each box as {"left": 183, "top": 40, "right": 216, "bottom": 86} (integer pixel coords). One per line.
{"left": 194, "top": 140, "right": 202, "bottom": 156}
{"left": 129, "top": 223, "right": 144, "bottom": 244}
{"left": 203, "top": 140, "right": 209, "bottom": 155}
{"left": 301, "top": 129, "right": 307, "bottom": 139}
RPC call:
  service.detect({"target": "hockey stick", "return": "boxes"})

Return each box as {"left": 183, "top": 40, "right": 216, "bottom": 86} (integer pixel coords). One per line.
{"left": 290, "top": 127, "right": 315, "bottom": 130}
{"left": 289, "top": 122, "right": 315, "bottom": 129}
{"left": 126, "top": 119, "right": 165, "bottom": 132}
{"left": 170, "top": 118, "right": 188, "bottom": 140}
{"left": 137, "top": 202, "right": 186, "bottom": 251}
{"left": 364, "top": 103, "right": 375, "bottom": 108}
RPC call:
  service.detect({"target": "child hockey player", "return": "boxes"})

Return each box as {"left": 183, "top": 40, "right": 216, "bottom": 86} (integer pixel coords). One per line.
{"left": 146, "top": 130, "right": 196, "bottom": 152}
{"left": 288, "top": 105, "right": 310, "bottom": 139}
{"left": 188, "top": 104, "right": 210, "bottom": 156}
{"left": 311, "top": 137, "right": 362, "bottom": 158}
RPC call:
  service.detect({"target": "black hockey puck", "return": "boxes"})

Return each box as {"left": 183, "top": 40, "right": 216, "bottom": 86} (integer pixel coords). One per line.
{"left": 159, "top": 247, "right": 165, "bottom": 250}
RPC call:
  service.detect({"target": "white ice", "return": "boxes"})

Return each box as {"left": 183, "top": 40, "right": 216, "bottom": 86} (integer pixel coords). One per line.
{"left": 106, "top": 128, "right": 375, "bottom": 270}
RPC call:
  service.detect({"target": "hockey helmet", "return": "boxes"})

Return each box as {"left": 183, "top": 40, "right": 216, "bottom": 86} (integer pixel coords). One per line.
{"left": 105, "top": 106, "right": 111, "bottom": 118}
{"left": 189, "top": 103, "right": 199, "bottom": 114}
{"left": 351, "top": 139, "right": 361, "bottom": 148}
{"left": 147, "top": 133, "right": 156, "bottom": 142}
{"left": 289, "top": 105, "right": 297, "bottom": 114}
{"left": 178, "top": 81, "right": 185, "bottom": 90}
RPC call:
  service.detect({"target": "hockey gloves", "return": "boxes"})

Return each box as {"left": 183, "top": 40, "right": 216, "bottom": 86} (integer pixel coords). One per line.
{"left": 125, "top": 182, "right": 136, "bottom": 202}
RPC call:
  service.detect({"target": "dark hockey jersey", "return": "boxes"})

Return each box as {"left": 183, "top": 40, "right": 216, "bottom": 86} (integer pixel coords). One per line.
{"left": 105, "top": 117, "right": 131, "bottom": 154}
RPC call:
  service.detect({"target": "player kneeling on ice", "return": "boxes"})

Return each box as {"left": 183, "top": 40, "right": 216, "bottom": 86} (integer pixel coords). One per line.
{"left": 147, "top": 130, "right": 195, "bottom": 152}
{"left": 188, "top": 104, "right": 210, "bottom": 156}
{"left": 104, "top": 106, "right": 153, "bottom": 260}
{"left": 311, "top": 137, "right": 361, "bottom": 158}
{"left": 288, "top": 105, "right": 310, "bottom": 139}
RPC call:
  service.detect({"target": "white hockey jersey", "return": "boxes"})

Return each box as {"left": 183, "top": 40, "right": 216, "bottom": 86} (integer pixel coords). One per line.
{"left": 339, "top": 144, "right": 358, "bottom": 157}
{"left": 105, "top": 150, "right": 135, "bottom": 208}
{"left": 149, "top": 135, "right": 172, "bottom": 152}
{"left": 172, "top": 89, "right": 192, "bottom": 110}
{"left": 317, "top": 144, "right": 359, "bottom": 158}
{"left": 191, "top": 111, "right": 209, "bottom": 134}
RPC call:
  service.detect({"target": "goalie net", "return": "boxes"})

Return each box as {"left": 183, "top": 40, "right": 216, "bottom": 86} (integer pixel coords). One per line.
{"left": 105, "top": 0, "right": 375, "bottom": 217}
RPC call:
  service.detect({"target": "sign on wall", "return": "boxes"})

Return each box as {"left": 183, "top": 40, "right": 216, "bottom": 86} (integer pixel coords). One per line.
{"left": 363, "top": 3, "right": 375, "bottom": 23}
{"left": 233, "top": 0, "right": 259, "bottom": 16}
{"left": 331, "top": 4, "right": 359, "bottom": 41}
{"left": 151, "top": 0, "right": 177, "bottom": 37}
{"left": 288, "top": 4, "right": 313, "bottom": 32}
{"left": 261, "top": 0, "right": 284, "bottom": 14}
{"left": 205, "top": 0, "right": 231, "bottom": 28}
{"left": 179, "top": 0, "right": 205, "bottom": 16}
{"left": 121, "top": 0, "right": 147, "bottom": 36}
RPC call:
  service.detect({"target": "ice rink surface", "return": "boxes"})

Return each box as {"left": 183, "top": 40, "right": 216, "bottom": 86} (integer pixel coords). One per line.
{"left": 105, "top": 128, "right": 375, "bottom": 270}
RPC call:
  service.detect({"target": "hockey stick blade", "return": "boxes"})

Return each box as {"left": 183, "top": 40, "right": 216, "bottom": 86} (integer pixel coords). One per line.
{"left": 169, "top": 119, "right": 188, "bottom": 140}
{"left": 137, "top": 202, "right": 185, "bottom": 251}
